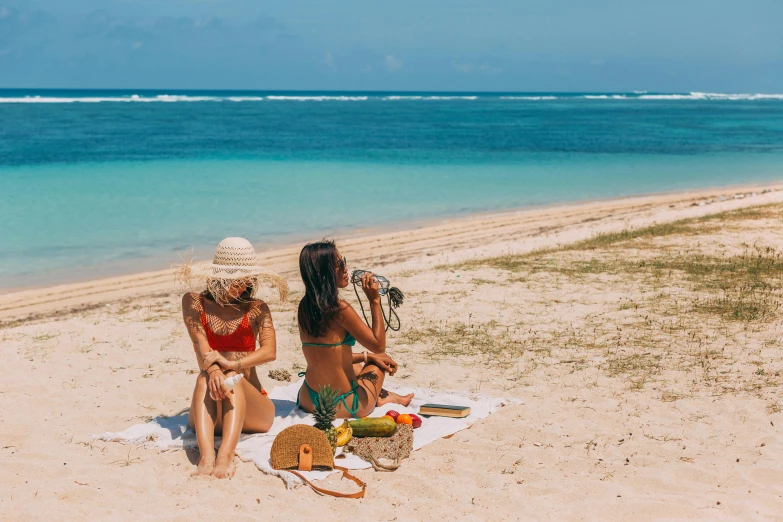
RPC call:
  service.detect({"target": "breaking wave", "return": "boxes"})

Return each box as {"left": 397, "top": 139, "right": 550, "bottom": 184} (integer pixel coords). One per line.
{"left": 639, "top": 92, "right": 783, "bottom": 101}
{"left": 265, "top": 95, "right": 369, "bottom": 101}
{"left": 0, "top": 92, "right": 781, "bottom": 103}
{"left": 382, "top": 96, "right": 479, "bottom": 100}
{"left": 500, "top": 96, "right": 558, "bottom": 100}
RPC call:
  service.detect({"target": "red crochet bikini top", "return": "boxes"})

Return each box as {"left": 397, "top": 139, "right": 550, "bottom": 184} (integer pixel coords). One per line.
{"left": 200, "top": 296, "right": 256, "bottom": 352}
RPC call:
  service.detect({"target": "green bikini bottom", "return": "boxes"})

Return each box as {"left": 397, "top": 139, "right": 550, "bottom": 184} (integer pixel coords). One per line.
{"left": 297, "top": 372, "right": 361, "bottom": 418}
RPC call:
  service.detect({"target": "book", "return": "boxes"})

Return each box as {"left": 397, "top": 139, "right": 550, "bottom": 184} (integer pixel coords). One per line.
{"left": 418, "top": 403, "right": 471, "bottom": 418}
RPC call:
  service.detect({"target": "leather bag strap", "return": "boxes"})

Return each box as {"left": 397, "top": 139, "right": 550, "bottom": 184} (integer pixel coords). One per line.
{"left": 288, "top": 466, "right": 366, "bottom": 499}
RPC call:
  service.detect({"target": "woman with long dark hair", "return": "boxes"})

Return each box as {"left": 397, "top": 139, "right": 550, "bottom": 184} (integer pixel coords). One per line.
{"left": 297, "top": 240, "right": 413, "bottom": 418}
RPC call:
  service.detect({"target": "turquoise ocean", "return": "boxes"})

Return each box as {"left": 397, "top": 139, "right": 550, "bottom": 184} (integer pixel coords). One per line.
{"left": 1, "top": 90, "right": 783, "bottom": 289}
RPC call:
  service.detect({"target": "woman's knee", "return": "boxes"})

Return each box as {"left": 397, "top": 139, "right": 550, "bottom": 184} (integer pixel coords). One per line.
{"left": 247, "top": 410, "right": 274, "bottom": 433}
{"left": 249, "top": 406, "right": 275, "bottom": 433}
{"left": 363, "top": 361, "right": 390, "bottom": 379}
{"left": 192, "top": 373, "right": 209, "bottom": 405}
{"left": 357, "top": 366, "right": 384, "bottom": 391}
{"left": 243, "top": 394, "right": 275, "bottom": 433}
{"left": 194, "top": 370, "right": 209, "bottom": 389}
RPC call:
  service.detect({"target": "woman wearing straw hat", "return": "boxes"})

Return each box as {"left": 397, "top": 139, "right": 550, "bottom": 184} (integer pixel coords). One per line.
{"left": 178, "top": 237, "right": 288, "bottom": 478}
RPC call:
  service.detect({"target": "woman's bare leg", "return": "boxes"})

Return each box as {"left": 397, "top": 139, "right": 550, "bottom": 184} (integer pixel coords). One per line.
{"left": 351, "top": 362, "right": 414, "bottom": 411}
{"left": 377, "top": 388, "right": 415, "bottom": 408}
{"left": 212, "top": 373, "right": 246, "bottom": 479}
{"left": 240, "top": 379, "right": 276, "bottom": 433}
{"left": 188, "top": 371, "right": 218, "bottom": 476}
{"left": 354, "top": 363, "right": 385, "bottom": 418}
{"left": 354, "top": 360, "right": 420, "bottom": 416}
{"left": 212, "top": 375, "right": 275, "bottom": 479}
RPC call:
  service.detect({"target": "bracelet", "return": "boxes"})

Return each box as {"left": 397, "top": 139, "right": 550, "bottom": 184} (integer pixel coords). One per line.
{"left": 207, "top": 366, "right": 221, "bottom": 375}
{"left": 236, "top": 359, "right": 242, "bottom": 371}
{"left": 363, "top": 350, "right": 367, "bottom": 364}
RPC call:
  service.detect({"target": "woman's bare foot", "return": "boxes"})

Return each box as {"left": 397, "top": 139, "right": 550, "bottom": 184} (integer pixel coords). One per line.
{"left": 191, "top": 454, "right": 215, "bottom": 477}
{"left": 377, "top": 389, "right": 414, "bottom": 407}
{"left": 211, "top": 456, "right": 236, "bottom": 479}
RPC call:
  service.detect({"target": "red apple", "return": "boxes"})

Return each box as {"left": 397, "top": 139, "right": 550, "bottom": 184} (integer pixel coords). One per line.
{"left": 409, "top": 413, "right": 423, "bottom": 429}
{"left": 385, "top": 410, "right": 400, "bottom": 421}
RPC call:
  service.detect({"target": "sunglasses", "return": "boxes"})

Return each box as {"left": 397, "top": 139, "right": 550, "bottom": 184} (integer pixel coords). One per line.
{"left": 338, "top": 256, "right": 347, "bottom": 271}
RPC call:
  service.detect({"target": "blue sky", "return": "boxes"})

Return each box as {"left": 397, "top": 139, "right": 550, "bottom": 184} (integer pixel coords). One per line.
{"left": 1, "top": 0, "right": 781, "bottom": 91}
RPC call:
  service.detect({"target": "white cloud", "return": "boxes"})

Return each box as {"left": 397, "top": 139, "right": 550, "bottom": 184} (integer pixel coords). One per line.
{"left": 192, "top": 17, "right": 225, "bottom": 30}
{"left": 452, "top": 61, "right": 474, "bottom": 73}
{"left": 321, "top": 51, "right": 337, "bottom": 72}
{"left": 479, "top": 63, "right": 502, "bottom": 75}
{"left": 0, "top": 7, "right": 9, "bottom": 19}
{"left": 132, "top": 41, "right": 144, "bottom": 50}
{"left": 384, "top": 55, "right": 403, "bottom": 73}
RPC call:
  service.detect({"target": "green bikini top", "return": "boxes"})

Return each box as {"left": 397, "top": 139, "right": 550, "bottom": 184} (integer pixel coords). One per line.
{"left": 301, "top": 332, "right": 357, "bottom": 348}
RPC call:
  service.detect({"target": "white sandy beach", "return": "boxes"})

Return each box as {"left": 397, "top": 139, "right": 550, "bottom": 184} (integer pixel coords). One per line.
{"left": 2, "top": 184, "right": 783, "bottom": 520}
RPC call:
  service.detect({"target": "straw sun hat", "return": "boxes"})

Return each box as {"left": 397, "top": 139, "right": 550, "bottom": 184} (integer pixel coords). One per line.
{"left": 175, "top": 237, "right": 288, "bottom": 304}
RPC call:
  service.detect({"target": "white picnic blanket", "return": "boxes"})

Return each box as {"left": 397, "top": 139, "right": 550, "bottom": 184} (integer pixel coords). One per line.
{"left": 94, "top": 379, "right": 518, "bottom": 488}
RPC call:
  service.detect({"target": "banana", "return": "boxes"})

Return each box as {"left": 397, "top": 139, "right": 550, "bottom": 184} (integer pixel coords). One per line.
{"left": 335, "top": 420, "right": 353, "bottom": 447}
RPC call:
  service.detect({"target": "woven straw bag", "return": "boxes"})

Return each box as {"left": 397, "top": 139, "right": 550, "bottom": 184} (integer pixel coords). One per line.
{"left": 271, "top": 425, "right": 334, "bottom": 471}
{"left": 270, "top": 425, "right": 366, "bottom": 499}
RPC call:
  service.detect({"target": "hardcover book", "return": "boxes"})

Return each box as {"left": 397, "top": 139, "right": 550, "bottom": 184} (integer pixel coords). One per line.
{"left": 418, "top": 403, "right": 471, "bottom": 418}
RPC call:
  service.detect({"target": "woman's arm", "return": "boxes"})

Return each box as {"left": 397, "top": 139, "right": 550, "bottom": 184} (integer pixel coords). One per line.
{"left": 351, "top": 351, "right": 397, "bottom": 374}
{"left": 204, "top": 302, "right": 277, "bottom": 371}
{"left": 338, "top": 272, "right": 386, "bottom": 353}
{"left": 181, "top": 293, "right": 214, "bottom": 370}
{"left": 181, "top": 293, "right": 227, "bottom": 400}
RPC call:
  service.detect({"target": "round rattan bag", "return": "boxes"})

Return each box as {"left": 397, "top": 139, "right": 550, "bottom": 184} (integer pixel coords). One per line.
{"left": 271, "top": 425, "right": 334, "bottom": 471}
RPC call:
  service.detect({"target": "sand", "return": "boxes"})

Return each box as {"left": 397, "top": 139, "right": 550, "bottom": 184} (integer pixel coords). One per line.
{"left": 2, "top": 184, "right": 783, "bottom": 520}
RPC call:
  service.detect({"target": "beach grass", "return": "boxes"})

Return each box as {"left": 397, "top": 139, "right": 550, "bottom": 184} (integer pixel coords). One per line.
{"left": 401, "top": 202, "right": 783, "bottom": 401}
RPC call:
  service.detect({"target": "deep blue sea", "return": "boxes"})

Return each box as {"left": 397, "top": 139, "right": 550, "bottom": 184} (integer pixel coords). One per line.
{"left": 2, "top": 90, "right": 783, "bottom": 289}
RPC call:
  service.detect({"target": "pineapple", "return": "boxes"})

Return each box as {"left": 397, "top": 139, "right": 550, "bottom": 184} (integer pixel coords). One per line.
{"left": 313, "top": 385, "right": 339, "bottom": 451}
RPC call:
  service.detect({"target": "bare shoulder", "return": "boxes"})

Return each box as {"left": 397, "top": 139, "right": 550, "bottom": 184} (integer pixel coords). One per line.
{"left": 182, "top": 292, "right": 199, "bottom": 308}
{"left": 336, "top": 299, "right": 356, "bottom": 321}
{"left": 182, "top": 291, "right": 198, "bottom": 303}
{"left": 247, "top": 299, "right": 271, "bottom": 317}
{"left": 248, "top": 299, "right": 274, "bottom": 328}
{"left": 181, "top": 292, "right": 201, "bottom": 310}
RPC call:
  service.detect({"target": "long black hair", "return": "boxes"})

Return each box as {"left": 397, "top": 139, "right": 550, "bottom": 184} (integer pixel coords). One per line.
{"left": 297, "top": 240, "right": 341, "bottom": 338}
